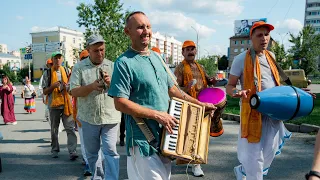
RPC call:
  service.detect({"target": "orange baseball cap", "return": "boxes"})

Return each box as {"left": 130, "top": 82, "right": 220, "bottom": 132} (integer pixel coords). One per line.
{"left": 151, "top": 47, "right": 161, "bottom": 54}
{"left": 182, "top": 40, "right": 196, "bottom": 48}
{"left": 250, "top": 21, "right": 274, "bottom": 37}
{"left": 79, "top": 50, "right": 89, "bottom": 60}
{"left": 46, "top": 58, "right": 52, "bottom": 64}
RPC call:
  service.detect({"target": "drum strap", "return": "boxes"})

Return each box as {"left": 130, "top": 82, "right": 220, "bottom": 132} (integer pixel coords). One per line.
{"left": 250, "top": 47, "right": 292, "bottom": 91}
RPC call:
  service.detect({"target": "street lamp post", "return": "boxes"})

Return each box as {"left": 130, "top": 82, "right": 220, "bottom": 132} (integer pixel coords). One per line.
{"left": 277, "top": 32, "right": 289, "bottom": 45}
{"left": 191, "top": 26, "right": 199, "bottom": 60}
{"left": 204, "top": 49, "right": 209, "bottom": 57}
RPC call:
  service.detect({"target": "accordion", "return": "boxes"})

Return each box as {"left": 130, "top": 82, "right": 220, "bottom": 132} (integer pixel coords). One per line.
{"left": 160, "top": 97, "right": 211, "bottom": 164}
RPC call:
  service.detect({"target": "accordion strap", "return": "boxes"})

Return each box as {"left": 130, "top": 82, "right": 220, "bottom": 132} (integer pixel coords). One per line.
{"left": 132, "top": 116, "right": 158, "bottom": 149}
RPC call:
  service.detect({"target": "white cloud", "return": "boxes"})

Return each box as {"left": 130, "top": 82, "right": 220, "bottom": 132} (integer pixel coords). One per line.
{"left": 125, "top": 0, "right": 243, "bottom": 17}
{"left": 212, "top": 19, "right": 234, "bottom": 26}
{"left": 272, "top": 19, "right": 303, "bottom": 50}
{"left": 16, "top": 15, "right": 24, "bottom": 20}
{"left": 57, "top": 0, "right": 77, "bottom": 7}
{"left": 275, "top": 19, "right": 303, "bottom": 35}
{"left": 149, "top": 11, "right": 216, "bottom": 39}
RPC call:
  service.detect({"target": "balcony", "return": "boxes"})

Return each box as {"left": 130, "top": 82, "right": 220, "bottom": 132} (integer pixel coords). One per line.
{"left": 307, "top": 7, "right": 320, "bottom": 11}
{"left": 306, "top": 15, "right": 320, "bottom": 20}
{"left": 307, "top": 0, "right": 320, "bottom": 4}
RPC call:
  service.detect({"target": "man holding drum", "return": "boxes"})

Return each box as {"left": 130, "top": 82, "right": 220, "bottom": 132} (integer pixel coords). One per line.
{"left": 226, "top": 21, "right": 292, "bottom": 180}
{"left": 108, "top": 11, "right": 216, "bottom": 180}
{"left": 174, "top": 40, "right": 224, "bottom": 177}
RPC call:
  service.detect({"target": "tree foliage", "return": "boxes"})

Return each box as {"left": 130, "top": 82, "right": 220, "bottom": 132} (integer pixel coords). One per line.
{"left": 197, "top": 56, "right": 218, "bottom": 76}
{"left": 218, "top": 55, "right": 228, "bottom": 70}
{"left": 270, "top": 42, "right": 291, "bottom": 70}
{"left": 76, "top": 0, "right": 131, "bottom": 61}
{"left": 288, "top": 25, "right": 320, "bottom": 75}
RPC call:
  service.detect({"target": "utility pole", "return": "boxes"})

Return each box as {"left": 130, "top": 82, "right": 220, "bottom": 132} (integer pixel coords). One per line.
{"left": 191, "top": 26, "right": 199, "bottom": 60}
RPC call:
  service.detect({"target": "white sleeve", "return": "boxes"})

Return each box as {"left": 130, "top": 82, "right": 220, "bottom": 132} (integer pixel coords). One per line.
{"left": 230, "top": 53, "right": 245, "bottom": 77}
{"left": 39, "top": 75, "right": 44, "bottom": 89}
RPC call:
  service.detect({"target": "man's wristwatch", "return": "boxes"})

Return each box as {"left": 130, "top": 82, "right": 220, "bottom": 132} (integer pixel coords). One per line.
{"left": 305, "top": 170, "right": 320, "bottom": 179}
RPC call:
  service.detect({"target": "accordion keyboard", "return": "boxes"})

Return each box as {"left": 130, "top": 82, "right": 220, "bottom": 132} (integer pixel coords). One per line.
{"left": 162, "top": 99, "right": 183, "bottom": 153}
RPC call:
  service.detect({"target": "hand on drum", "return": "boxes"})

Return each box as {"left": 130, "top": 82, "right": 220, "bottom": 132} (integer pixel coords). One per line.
{"left": 201, "top": 102, "right": 217, "bottom": 117}
{"left": 232, "top": 89, "right": 251, "bottom": 98}
{"left": 155, "top": 111, "right": 179, "bottom": 134}
{"left": 301, "top": 88, "right": 317, "bottom": 99}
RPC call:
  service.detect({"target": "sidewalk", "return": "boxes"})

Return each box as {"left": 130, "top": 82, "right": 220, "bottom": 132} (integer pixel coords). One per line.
{"left": 0, "top": 97, "right": 317, "bottom": 180}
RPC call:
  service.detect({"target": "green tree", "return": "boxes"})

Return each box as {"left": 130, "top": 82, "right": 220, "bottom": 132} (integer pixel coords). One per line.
{"left": 17, "top": 64, "right": 33, "bottom": 83}
{"left": 197, "top": 56, "right": 218, "bottom": 76}
{"left": 76, "top": 0, "right": 131, "bottom": 61}
{"left": 0, "top": 64, "right": 17, "bottom": 83}
{"left": 270, "top": 42, "right": 291, "bottom": 70}
{"left": 218, "top": 55, "right": 228, "bottom": 70}
{"left": 168, "top": 56, "right": 173, "bottom": 65}
{"left": 288, "top": 25, "right": 320, "bottom": 75}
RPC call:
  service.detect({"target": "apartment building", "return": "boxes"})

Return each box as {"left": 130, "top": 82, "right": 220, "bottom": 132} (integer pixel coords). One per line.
{"left": 30, "top": 26, "right": 84, "bottom": 79}
{"left": 150, "top": 32, "right": 183, "bottom": 65}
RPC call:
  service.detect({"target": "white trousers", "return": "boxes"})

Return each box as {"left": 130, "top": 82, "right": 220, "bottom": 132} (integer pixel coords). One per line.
{"left": 127, "top": 146, "right": 172, "bottom": 180}
{"left": 237, "top": 116, "right": 291, "bottom": 180}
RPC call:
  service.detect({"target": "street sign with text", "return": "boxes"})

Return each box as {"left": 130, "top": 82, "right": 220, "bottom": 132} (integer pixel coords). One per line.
{"left": 24, "top": 54, "right": 32, "bottom": 60}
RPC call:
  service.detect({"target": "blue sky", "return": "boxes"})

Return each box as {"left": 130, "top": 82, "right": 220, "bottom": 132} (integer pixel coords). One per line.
{"left": 1, "top": 0, "right": 305, "bottom": 56}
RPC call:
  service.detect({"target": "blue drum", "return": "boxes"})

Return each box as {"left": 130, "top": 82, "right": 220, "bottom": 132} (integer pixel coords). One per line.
{"left": 250, "top": 86, "right": 314, "bottom": 121}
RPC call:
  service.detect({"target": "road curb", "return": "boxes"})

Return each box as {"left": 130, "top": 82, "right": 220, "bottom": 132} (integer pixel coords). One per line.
{"left": 222, "top": 113, "right": 319, "bottom": 133}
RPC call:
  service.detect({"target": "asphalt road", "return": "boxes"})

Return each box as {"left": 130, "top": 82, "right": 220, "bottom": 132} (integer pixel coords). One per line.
{"left": 0, "top": 96, "right": 317, "bottom": 180}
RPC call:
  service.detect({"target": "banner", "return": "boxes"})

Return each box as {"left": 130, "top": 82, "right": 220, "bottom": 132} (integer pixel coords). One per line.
{"left": 234, "top": 18, "right": 267, "bottom": 36}
{"left": 10, "top": 62, "right": 20, "bottom": 71}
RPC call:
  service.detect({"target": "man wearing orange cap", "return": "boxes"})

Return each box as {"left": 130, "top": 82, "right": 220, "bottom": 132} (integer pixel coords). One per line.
{"left": 174, "top": 40, "right": 222, "bottom": 177}
{"left": 226, "top": 21, "right": 291, "bottom": 180}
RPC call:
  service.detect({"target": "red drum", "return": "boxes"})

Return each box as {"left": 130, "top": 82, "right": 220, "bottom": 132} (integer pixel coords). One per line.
{"left": 198, "top": 88, "right": 226, "bottom": 137}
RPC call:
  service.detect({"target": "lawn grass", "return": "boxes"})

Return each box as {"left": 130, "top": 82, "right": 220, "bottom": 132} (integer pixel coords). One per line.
{"left": 224, "top": 93, "right": 320, "bottom": 126}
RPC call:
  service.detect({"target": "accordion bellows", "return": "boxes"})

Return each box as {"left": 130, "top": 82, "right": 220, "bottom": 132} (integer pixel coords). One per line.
{"left": 160, "top": 97, "right": 211, "bottom": 164}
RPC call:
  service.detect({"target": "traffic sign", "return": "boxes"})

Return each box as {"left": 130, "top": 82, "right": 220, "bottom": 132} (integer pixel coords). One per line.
{"left": 24, "top": 54, "right": 32, "bottom": 60}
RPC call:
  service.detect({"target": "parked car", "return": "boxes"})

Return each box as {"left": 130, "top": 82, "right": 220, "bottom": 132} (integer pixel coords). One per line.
{"left": 281, "top": 69, "right": 309, "bottom": 88}
{"left": 215, "top": 78, "right": 228, "bottom": 87}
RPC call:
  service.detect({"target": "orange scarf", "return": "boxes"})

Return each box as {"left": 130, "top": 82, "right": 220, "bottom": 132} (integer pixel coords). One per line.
{"left": 241, "top": 50, "right": 280, "bottom": 143}
{"left": 72, "top": 97, "right": 82, "bottom": 127}
{"left": 182, "top": 60, "right": 208, "bottom": 98}
{"left": 50, "top": 66, "right": 72, "bottom": 116}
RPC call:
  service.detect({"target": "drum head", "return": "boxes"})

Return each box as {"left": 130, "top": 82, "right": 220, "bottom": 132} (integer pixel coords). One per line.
{"left": 198, "top": 88, "right": 226, "bottom": 105}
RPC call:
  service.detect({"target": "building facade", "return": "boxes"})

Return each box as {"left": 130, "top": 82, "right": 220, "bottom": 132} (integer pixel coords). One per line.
{"left": 150, "top": 32, "right": 183, "bottom": 65}
{"left": 304, "top": 0, "right": 320, "bottom": 70}
{"left": 228, "top": 35, "right": 276, "bottom": 67}
{"left": 0, "top": 53, "right": 21, "bottom": 72}
{"left": 0, "top": 44, "right": 8, "bottom": 54}
{"left": 30, "top": 26, "right": 84, "bottom": 79}
{"left": 304, "top": 0, "right": 320, "bottom": 34}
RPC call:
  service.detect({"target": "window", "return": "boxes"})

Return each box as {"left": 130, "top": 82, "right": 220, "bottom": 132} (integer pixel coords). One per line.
{"left": 234, "top": 48, "right": 238, "bottom": 53}
{"left": 234, "top": 41, "right": 237, "bottom": 45}
{"left": 73, "top": 38, "right": 75, "bottom": 44}
{"left": 63, "top": 36, "right": 66, "bottom": 42}
{"left": 45, "top": 36, "right": 48, "bottom": 42}
{"left": 247, "top": 40, "right": 251, "bottom": 44}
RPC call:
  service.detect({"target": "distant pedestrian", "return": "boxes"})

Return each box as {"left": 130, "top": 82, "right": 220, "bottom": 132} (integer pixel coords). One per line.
{"left": 0, "top": 76, "right": 17, "bottom": 125}
{"left": 22, "top": 79, "right": 36, "bottom": 114}
{"left": 39, "top": 59, "right": 53, "bottom": 122}
{"left": 10, "top": 82, "right": 16, "bottom": 104}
